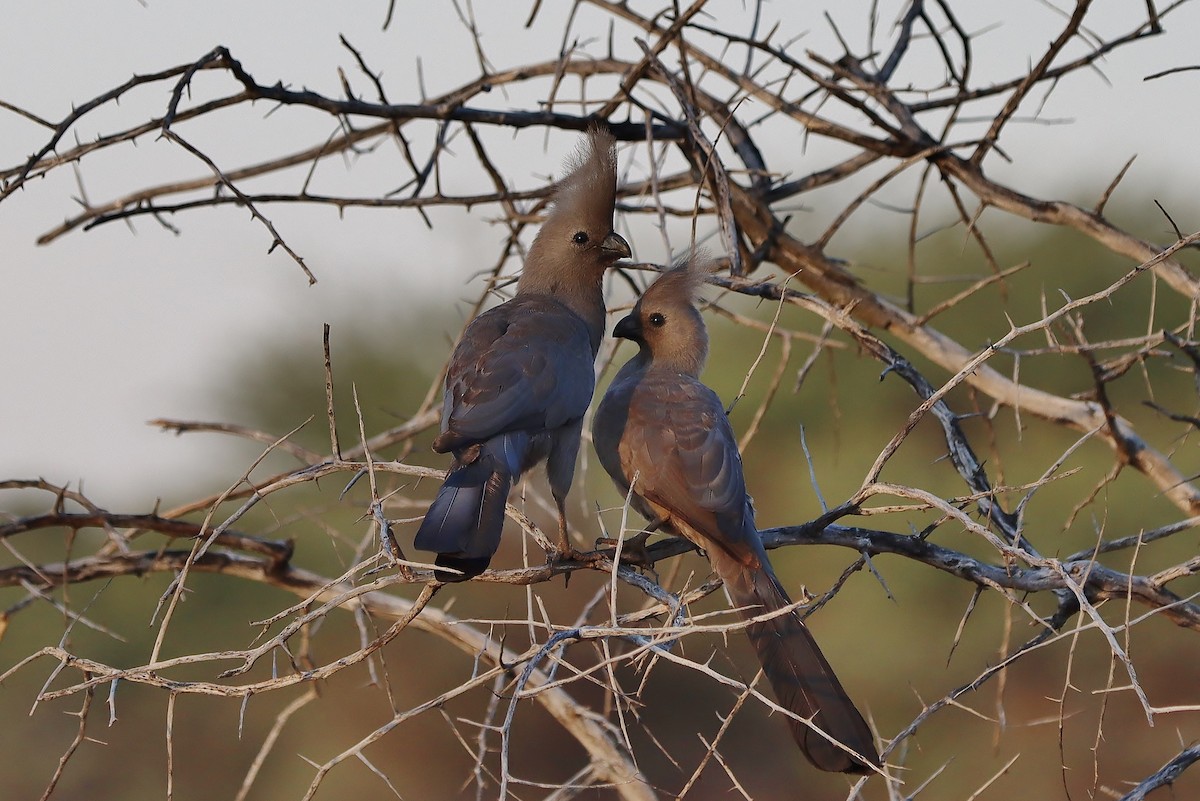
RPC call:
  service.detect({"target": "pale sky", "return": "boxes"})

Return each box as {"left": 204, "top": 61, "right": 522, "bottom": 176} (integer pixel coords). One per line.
{"left": 3, "top": 1, "right": 1198, "bottom": 508}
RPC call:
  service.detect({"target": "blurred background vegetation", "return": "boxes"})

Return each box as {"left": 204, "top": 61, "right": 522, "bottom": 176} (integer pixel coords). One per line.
{"left": 4, "top": 193, "right": 1198, "bottom": 799}
{"left": 5, "top": 1, "right": 1200, "bottom": 797}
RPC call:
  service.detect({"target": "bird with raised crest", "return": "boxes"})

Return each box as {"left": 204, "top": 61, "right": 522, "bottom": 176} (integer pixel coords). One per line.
{"left": 591, "top": 255, "right": 880, "bottom": 773}
{"left": 414, "top": 127, "right": 631, "bottom": 581}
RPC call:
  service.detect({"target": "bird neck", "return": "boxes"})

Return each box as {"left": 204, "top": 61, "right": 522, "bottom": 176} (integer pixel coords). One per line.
{"left": 612, "top": 349, "right": 653, "bottom": 384}
{"left": 614, "top": 347, "right": 705, "bottom": 384}
{"left": 639, "top": 342, "right": 706, "bottom": 378}
{"left": 517, "top": 256, "right": 607, "bottom": 347}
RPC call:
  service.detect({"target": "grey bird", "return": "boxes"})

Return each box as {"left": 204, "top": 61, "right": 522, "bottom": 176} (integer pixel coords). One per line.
{"left": 414, "top": 128, "right": 631, "bottom": 581}
{"left": 592, "top": 258, "right": 879, "bottom": 773}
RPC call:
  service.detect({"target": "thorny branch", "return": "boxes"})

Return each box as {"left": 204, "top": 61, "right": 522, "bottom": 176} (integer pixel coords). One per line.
{"left": 5, "top": 2, "right": 1200, "bottom": 799}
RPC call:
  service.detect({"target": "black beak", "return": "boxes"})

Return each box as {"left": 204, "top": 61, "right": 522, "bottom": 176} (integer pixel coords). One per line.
{"left": 600, "top": 231, "right": 632, "bottom": 260}
{"left": 613, "top": 313, "right": 641, "bottom": 341}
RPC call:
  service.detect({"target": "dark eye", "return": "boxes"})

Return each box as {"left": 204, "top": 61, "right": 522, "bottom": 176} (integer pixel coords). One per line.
{"left": 648, "top": 313, "right": 666, "bottom": 327}
{"left": 572, "top": 231, "right": 589, "bottom": 245}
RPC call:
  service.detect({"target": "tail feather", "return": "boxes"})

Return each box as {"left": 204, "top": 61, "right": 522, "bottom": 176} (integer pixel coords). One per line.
{"left": 415, "top": 445, "right": 514, "bottom": 582}
{"left": 719, "top": 557, "right": 879, "bottom": 773}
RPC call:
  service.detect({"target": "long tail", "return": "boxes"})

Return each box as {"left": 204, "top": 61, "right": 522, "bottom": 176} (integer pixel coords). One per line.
{"left": 414, "top": 434, "right": 522, "bottom": 581}
{"left": 716, "top": 553, "right": 879, "bottom": 773}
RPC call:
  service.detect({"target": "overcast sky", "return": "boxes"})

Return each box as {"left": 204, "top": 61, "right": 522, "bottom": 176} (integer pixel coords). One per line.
{"left": 3, "top": 1, "right": 1198, "bottom": 509}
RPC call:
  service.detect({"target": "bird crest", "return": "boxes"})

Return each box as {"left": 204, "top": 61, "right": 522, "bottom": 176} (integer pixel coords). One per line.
{"left": 551, "top": 125, "right": 618, "bottom": 223}
{"left": 640, "top": 250, "right": 717, "bottom": 308}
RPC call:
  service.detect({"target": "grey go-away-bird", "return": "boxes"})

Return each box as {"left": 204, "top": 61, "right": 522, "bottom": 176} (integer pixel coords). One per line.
{"left": 592, "top": 257, "right": 880, "bottom": 773}
{"left": 414, "top": 128, "right": 631, "bottom": 581}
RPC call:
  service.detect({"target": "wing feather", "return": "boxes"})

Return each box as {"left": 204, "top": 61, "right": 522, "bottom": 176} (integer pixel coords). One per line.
{"left": 602, "top": 371, "right": 757, "bottom": 558}
{"left": 437, "top": 295, "right": 596, "bottom": 451}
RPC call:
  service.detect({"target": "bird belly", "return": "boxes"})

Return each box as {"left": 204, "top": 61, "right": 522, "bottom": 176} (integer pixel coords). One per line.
{"left": 520, "top": 430, "right": 554, "bottom": 474}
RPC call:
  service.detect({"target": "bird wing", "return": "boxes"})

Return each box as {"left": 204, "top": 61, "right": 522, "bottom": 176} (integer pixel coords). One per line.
{"left": 436, "top": 294, "right": 596, "bottom": 451}
{"left": 617, "top": 371, "right": 759, "bottom": 560}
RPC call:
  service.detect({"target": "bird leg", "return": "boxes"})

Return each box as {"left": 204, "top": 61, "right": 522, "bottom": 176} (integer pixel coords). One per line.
{"left": 549, "top": 510, "right": 603, "bottom": 569}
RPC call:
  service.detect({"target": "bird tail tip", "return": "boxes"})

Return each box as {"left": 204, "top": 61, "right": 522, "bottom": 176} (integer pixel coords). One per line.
{"left": 724, "top": 561, "right": 881, "bottom": 773}
{"left": 414, "top": 454, "right": 513, "bottom": 581}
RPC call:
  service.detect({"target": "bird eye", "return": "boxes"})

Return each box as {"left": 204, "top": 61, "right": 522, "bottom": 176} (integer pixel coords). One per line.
{"left": 572, "top": 231, "right": 589, "bottom": 245}
{"left": 648, "top": 313, "right": 666, "bottom": 327}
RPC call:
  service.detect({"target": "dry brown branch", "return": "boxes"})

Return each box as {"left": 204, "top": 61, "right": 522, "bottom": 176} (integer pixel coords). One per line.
{"left": 6, "top": 2, "right": 1200, "bottom": 798}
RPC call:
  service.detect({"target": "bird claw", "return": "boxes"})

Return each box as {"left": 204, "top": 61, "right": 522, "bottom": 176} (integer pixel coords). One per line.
{"left": 547, "top": 545, "right": 603, "bottom": 568}
{"left": 594, "top": 533, "right": 655, "bottom": 571}
{"left": 544, "top": 547, "right": 605, "bottom": 588}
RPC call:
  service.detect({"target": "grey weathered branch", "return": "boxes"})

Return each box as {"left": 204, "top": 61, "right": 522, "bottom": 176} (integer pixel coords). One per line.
{"left": 1118, "top": 744, "right": 1200, "bottom": 801}
{"left": 6, "top": 2, "right": 1200, "bottom": 796}
{"left": 0, "top": 549, "right": 654, "bottom": 800}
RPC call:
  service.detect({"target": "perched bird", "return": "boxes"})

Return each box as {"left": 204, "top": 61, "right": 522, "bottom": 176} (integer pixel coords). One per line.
{"left": 592, "top": 257, "right": 879, "bottom": 773}
{"left": 414, "top": 128, "right": 631, "bottom": 581}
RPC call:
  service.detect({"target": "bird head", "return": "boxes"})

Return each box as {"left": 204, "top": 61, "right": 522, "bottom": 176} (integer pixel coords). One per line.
{"left": 524, "top": 126, "right": 630, "bottom": 285}
{"left": 614, "top": 254, "right": 713, "bottom": 377}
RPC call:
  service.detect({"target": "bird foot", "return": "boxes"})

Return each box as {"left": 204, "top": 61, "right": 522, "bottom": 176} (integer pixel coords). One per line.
{"left": 547, "top": 545, "right": 604, "bottom": 568}
{"left": 594, "top": 534, "right": 655, "bottom": 570}
{"left": 544, "top": 547, "right": 606, "bottom": 588}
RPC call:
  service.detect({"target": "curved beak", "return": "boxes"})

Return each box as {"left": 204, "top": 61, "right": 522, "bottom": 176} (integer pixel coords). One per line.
{"left": 613, "top": 313, "right": 641, "bottom": 341}
{"left": 600, "top": 231, "right": 632, "bottom": 260}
